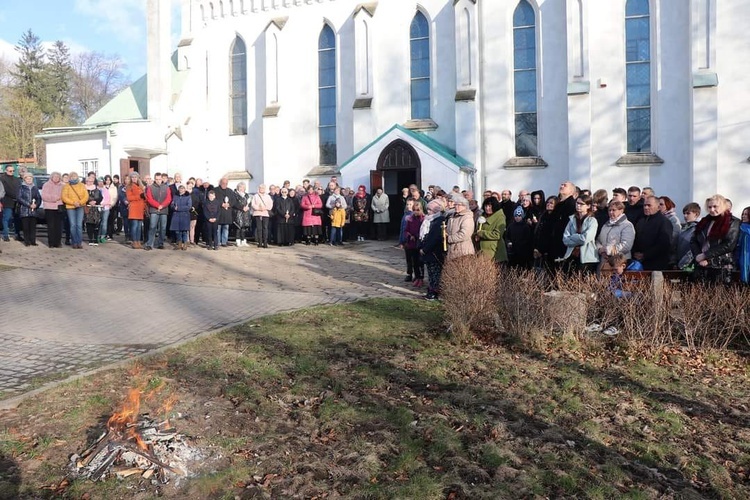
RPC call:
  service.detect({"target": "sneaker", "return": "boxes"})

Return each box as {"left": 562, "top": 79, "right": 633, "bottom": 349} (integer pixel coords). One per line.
{"left": 144, "top": 246, "right": 152, "bottom": 251}
{"left": 88, "top": 242, "right": 95, "bottom": 246}
{"left": 424, "top": 292, "right": 438, "bottom": 301}
{"left": 602, "top": 326, "right": 619, "bottom": 336}
{"left": 585, "top": 323, "right": 603, "bottom": 333}
{"left": 404, "top": 275, "right": 413, "bottom": 282}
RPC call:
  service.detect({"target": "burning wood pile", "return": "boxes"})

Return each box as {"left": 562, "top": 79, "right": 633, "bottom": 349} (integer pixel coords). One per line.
{"left": 69, "top": 388, "right": 202, "bottom": 483}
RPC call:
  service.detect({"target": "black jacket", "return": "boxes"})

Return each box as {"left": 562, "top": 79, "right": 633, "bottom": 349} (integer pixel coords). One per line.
{"left": 633, "top": 211, "right": 673, "bottom": 270}
{"left": 1, "top": 173, "right": 20, "bottom": 208}
{"left": 551, "top": 196, "right": 576, "bottom": 259}
{"left": 419, "top": 214, "right": 446, "bottom": 264}
{"left": 625, "top": 199, "right": 644, "bottom": 225}
{"left": 212, "top": 186, "right": 235, "bottom": 225}
{"left": 689, "top": 216, "right": 741, "bottom": 269}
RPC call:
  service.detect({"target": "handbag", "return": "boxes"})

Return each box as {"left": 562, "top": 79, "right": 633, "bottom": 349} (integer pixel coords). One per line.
{"left": 58, "top": 204, "right": 66, "bottom": 213}
{"left": 312, "top": 208, "right": 324, "bottom": 216}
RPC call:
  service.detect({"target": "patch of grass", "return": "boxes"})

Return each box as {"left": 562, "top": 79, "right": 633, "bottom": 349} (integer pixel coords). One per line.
{"left": 2, "top": 298, "right": 749, "bottom": 499}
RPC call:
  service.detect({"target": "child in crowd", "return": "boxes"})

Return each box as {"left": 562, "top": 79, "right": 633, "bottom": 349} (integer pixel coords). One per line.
{"left": 203, "top": 190, "right": 219, "bottom": 250}
{"left": 329, "top": 200, "right": 346, "bottom": 245}
{"left": 608, "top": 253, "right": 631, "bottom": 299}
{"left": 399, "top": 199, "right": 415, "bottom": 281}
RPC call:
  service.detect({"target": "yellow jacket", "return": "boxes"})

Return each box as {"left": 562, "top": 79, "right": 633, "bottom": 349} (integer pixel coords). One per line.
{"left": 331, "top": 207, "right": 346, "bottom": 228}
{"left": 61, "top": 182, "right": 89, "bottom": 209}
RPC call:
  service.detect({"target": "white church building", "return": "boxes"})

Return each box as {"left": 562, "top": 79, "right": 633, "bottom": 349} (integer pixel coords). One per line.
{"left": 38, "top": 0, "right": 750, "bottom": 211}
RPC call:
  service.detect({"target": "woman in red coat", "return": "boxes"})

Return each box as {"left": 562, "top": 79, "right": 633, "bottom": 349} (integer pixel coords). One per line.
{"left": 300, "top": 185, "right": 323, "bottom": 245}
{"left": 126, "top": 172, "right": 146, "bottom": 249}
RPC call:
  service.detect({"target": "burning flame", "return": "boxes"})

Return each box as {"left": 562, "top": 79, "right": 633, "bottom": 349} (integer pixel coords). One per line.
{"left": 108, "top": 388, "right": 148, "bottom": 450}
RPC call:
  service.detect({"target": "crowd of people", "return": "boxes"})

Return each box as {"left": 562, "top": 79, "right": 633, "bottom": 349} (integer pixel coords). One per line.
{"left": 1, "top": 166, "right": 749, "bottom": 302}
{"left": 397, "top": 181, "right": 750, "bottom": 300}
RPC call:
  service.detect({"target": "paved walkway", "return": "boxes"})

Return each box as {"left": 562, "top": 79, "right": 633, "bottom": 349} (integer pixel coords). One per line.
{"left": 0, "top": 235, "right": 420, "bottom": 402}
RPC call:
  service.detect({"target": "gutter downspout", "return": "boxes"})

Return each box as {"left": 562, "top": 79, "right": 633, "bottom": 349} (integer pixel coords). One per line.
{"left": 476, "top": 0, "right": 486, "bottom": 195}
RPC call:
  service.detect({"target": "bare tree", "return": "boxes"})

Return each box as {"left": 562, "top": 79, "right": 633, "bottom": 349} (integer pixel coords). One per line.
{"left": 70, "top": 51, "right": 129, "bottom": 123}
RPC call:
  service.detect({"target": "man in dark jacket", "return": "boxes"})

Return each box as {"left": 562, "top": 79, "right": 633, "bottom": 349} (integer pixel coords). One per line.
{"left": 212, "top": 177, "right": 236, "bottom": 246}
{"left": 625, "top": 186, "right": 644, "bottom": 225}
{"left": 550, "top": 180, "right": 577, "bottom": 261}
{"left": 633, "top": 196, "right": 673, "bottom": 270}
{"left": 1, "top": 165, "right": 22, "bottom": 241}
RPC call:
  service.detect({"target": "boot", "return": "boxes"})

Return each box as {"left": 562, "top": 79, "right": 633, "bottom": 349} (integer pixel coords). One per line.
{"left": 182, "top": 242, "right": 187, "bottom": 251}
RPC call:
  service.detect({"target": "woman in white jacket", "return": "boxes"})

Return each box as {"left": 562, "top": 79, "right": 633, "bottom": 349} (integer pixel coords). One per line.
{"left": 562, "top": 194, "right": 599, "bottom": 275}
{"left": 596, "top": 200, "right": 636, "bottom": 272}
{"left": 371, "top": 188, "right": 390, "bottom": 240}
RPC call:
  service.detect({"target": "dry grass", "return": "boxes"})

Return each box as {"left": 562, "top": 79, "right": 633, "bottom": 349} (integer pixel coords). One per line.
{"left": 441, "top": 263, "right": 750, "bottom": 355}
{"left": 440, "top": 255, "right": 500, "bottom": 342}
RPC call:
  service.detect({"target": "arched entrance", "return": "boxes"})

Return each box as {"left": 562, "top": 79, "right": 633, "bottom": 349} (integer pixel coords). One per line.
{"left": 371, "top": 139, "right": 421, "bottom": 235}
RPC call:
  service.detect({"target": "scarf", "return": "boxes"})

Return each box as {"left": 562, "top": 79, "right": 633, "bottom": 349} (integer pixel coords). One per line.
{"left": 420, "top": 212, "right": 438, "bottom": 241}
{"left": 696, "top": 210, "right": 733, "bottom": 241}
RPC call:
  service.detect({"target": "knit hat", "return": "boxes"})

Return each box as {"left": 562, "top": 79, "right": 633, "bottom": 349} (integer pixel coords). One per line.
{"left": 513, "top": 206, "right": 524, "bottom": 218}
{"left": 426, "top": 200, "right": 444, "bottom": 214}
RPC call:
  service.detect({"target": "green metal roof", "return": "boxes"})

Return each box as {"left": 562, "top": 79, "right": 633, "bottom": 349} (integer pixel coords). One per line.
{"left": 84, "top": 52, "right": 189, "bottom": 126}
{"left": 340, "top": 124, "right": 473, "bottom": 171}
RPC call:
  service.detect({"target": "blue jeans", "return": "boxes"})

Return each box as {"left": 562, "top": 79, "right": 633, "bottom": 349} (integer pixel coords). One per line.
{"left": 99, "top": 208, "right": 110, "bottom": 237}
{"left": 147, "top": 212, "right": 167, "bottom": 248}
{"left": 330, "top": 227, "right": 343, "bottom": 245}
{"left": 217, "top": 224, "right": 229, "bottom": 245}
{"left": 2, "top": 207, "right": 14, "bottom": 238}
{"left": 176, "top": 230, "right": 188, "bottom": 243}
{"left": 67, "top": 207, "right": 84, "bottom": 245}
{"left": 130, "top": 219, "right": 143, "bottom": 242}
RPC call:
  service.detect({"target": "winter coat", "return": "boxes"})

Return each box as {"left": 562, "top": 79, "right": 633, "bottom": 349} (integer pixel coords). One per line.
{"left": 625, "top": 199, "right": 645, "bottom": 225}
{"left": 690, "top": 215, "right": 741, "bottom": 270}
{"left": 251, "top": 192, "right": 273, "bottom": 218}
{"left": 596, "top": 214, "right": 635, "bottom": 261}
{"left": 233, "top": 191, "right": 251, "bottom": 228}
{"left": 506, "top": 220, "right": 533, "bottom": 266}
{"left": 533, "top": 211, "right": 556, "bottom": 257}
{"left": 351, "top": 195, "right": 370, "bottom": 223}
{"left": 16, "top": 183, "right": 41, "bottom": 218}
{"left": 330, "top": 207, "right": 347, "bottom": 228}
{"left": 61, "top": 181, "right": 89, "bottom": 210}
{"left": 118, "top": 185, "right": 129, "bottom": 217}
{"left": 403, "top": 214, "right": 424, "bottom": 250}
{"left": 633, "top": 211, "right": 674, "bottom": 270}
{"left": 41, "top": 179, "right": 63, "bottom": 210}
{"left": 212, "top": 186, "right": 235, "bottom": 225}
{"left": 170, "top": 192, "right": 192, "bottom": 231}
{"left": 85, "top": 186, "right": 103, "bottom": 206}
{"left": 126, "top": 184, "right": 146, "bottom": 221}
{"left": 0, "top": 173, "right": 20, "bottom": 208}
{"left": 203, "top": 197, "right": 220, "bottom": 222}
{"left": 419, "top": 214, "right": 446, "bottom": 264}
{"left": 476, "top": 210, "right": 508, "bottom": 263}
{"left": 738, "top": 223, "right": 750, "bottom": 283}
{"left": 145, "top": 182, "right": 172, "bottom": 215}
{"left": 562, "top": 214, "right": 599, "bottom": 264}
{"left": 300, "top": 192, "right": 323, "bottom": 226}
{"left": 446, "top": 209, "right": 475, "bottom": 260}
{"left": 551, "top": 196, "right": 577, "bottom": 259}
{"left": 676, "top": 221, "right": 697, "bottom": 268}
{"left": 326, "top": 193, "right": 347, "bottom": 210}
{"left": 372, "top": 194, "right": 390, "bottom": 224}
{"left": 273, "top": 196, "right": 296, "bottom": 224}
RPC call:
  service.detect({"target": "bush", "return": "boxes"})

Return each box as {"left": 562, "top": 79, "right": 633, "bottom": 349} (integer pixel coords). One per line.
{"left": 440, "top": 255, "right": 499, "bottom": 342}
{"left": 494, "top": 267, "right": 548, "bottom": 347}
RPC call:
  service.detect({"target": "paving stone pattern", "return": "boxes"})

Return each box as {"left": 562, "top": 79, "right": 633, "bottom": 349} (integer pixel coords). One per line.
{"left": 0, "top": 237, "right": 421, "bottom": 397}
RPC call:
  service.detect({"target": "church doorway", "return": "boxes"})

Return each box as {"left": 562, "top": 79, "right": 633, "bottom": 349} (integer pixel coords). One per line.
{"left": 372, "top": 139, "right": 421, "bottom": 236}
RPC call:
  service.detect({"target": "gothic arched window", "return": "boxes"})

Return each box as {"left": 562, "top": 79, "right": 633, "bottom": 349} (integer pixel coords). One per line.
{"left": 513, "top": 0, "right": 538, "bottom": 157}
{"left": 410, "top": 12, "right": 431, "bottom": 119}
{"left": 318, "top": 24, "right": 337, "bottom": 165}
{"left": 625, "top": 0, "right": 651, "bottom": 152}
{"left": 229, "top": 36, "right": 247, "bottom": 135}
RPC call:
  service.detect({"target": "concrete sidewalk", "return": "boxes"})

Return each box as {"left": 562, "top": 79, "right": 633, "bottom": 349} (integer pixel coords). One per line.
{"left": 0, "top": 236, "right": 421, "bottom": 403}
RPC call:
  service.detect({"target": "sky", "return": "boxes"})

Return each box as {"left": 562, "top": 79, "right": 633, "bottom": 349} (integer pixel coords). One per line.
{"left": 0, "top": 0, "right": 178, "bottom": 82}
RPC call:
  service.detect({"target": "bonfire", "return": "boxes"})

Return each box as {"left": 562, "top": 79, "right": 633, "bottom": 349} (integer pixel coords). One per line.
{"left": 69, "top": 387, "right": 201, "bottom": 483}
